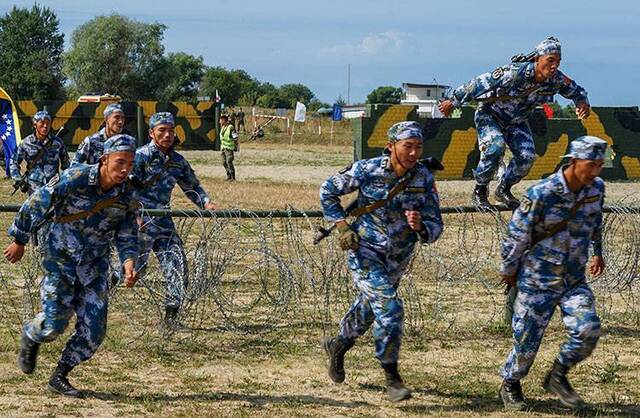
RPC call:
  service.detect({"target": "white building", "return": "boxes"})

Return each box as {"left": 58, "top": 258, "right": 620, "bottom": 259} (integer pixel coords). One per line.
{"left": 400, "top": 83, "right": 450, "bottom": 117}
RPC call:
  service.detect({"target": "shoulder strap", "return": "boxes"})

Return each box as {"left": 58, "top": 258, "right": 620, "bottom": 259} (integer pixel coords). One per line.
{"left": 25, "top": 137, "right": 53, "bottom": 171}
{"left": 530, "top": 196, "right": 588, "bottom": 247}
{"left": 140, "top": 154, "right": 175, "bottom": 189}
{"left": 477, "top": 84, "right": 542, "bottom": 104}
{"left": 349, "top": 170, "right": 418, "bottom": 217}
{"left": 54, "top": 192, "right": 129, "bottom": 223}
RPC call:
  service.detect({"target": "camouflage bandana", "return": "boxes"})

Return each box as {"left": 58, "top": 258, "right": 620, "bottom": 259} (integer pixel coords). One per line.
{"left": 103, "top": 134, "right": 137, "bottom": 155}
{"left": 562, "top": 136, "right": 607, "bottom": 160}
{"left": 149, "top": 112, "right": 175, "bottom": 129}
{"left": 103, "top": 103, "right": 124, "bottom": 118}
{"left": 32, "top": 110, "right": 51, "bottom": 122}
{"left": 387, "top": 121, "right": 424, "bottom": 142}
{"left": 535, "top": 36, "right": 561, "bottom": 58}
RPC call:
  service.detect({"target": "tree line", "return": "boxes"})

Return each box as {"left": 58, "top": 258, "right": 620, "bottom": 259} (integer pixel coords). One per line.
{"left": 0, "top": 5, "right": 330, "bottom": 110}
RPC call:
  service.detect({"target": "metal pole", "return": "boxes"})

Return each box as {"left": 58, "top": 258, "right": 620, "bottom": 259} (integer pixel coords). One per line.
{"left": 136, "top": 105, "right": 144, "bottom": 147}
{"left": 347, "top": 64, "right": 351, "bottom": 105}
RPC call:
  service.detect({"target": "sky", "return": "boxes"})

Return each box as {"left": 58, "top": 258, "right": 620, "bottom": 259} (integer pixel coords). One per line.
{"left": 2, "top": 0, "right": 639, "bottom": 105}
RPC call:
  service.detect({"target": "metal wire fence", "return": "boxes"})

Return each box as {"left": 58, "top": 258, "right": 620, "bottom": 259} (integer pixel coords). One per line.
{"left": 1, "top": 203, "right": 639, "bottom": 343}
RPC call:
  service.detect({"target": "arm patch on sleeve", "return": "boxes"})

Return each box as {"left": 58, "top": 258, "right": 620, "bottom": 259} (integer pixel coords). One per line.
{"left": 520, "top": 196, "right": 532, "bottom": 214}
{"left": 491, "top": 67, "right": 504, "bottom": 80}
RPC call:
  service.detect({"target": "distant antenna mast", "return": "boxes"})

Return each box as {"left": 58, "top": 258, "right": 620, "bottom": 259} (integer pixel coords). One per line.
{"left": 347, "top": 64, "right": 351, "bottom": 105}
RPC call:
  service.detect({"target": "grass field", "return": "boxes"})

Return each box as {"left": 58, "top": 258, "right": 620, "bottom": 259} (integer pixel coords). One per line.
{"left": 0, "top": 141, "right": 639, "bottom": 417}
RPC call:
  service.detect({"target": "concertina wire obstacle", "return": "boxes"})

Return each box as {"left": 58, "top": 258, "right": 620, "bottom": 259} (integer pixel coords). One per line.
{"left": 1, "top": 201, "right": 639, "bottom": 343}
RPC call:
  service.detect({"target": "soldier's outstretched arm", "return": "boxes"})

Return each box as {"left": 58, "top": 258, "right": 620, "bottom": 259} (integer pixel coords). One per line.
{"left": 589, "top": 182, "right": 605, "bottom": 276}
{"left": 177, "top": 159, "right": 212, "bottom": 209}
{"left": 319, "top": 161, "right": 363, "bottom": 223}
{"left": 417, "top": 175, "right": 443, "bottom": 243}
{"left": 114, "top": 204, "right": 139, "bottom": 272}
{"left": 500, "top": 188, "right": 542, "bottom": 278}
{"left": 8, "top": 173, "right": 71, "bottom": 246}
{"left": 449, "top": 64, "right": 520, "bottom": 107}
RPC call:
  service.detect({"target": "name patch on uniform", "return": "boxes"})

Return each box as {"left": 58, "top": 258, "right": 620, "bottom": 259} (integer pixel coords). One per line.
{"left": 520, "top": 196, "right": 532, "bottom": 214}
{"left": 584, "top": 195, "right": 600, "bottom": 203}
{"left": 491, "top": 67, "right": 504, "bottom": 80}
{"left": 405, "top": 187, "right": 426, "bottom": 193}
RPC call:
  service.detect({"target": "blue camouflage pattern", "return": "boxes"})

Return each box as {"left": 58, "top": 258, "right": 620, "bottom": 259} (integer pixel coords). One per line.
{"left": 536, "top": 36, "right": 561, "bottom": 57}
{"left": 103, "top": 134, "right": 137, "bottom": 155}
{"left": 563, "top": 135, "right": 608, "bottom": 160}
{"left": 32, "top": 110, "right": 51, "bottom": 122}
{"left": 499, "top": 167, "right": 604, "bottom": 380}
{"left": 132, "top": 141, "right": 211, "bottom": 307}
{"left": 103, "top": 103, "right": 124, "bottom": 118}
{"left": 449, "top": 61, "right": 589, "bottom": 185}
{"left": 8, "top": 164, "right": 138, "bottom": 367}
{"left": 9, "top": 133, "right": 69, "bottom": 193}
{"left": 387, "top": 121, "right": 423, "bottom": 142}
{"left": 149, "top": 112, "right": 174, "bottom": 129}
{"left": 320, "top": 156, "right": 443, "bottom": 364}
{"left": 72, "top": 128, "right": 110, "bottom": 166}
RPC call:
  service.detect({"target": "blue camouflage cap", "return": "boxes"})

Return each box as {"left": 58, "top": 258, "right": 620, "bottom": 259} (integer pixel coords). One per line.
{"left": 32, "top": 110, "right": 51, "bottom": 122}
{"left": 563, "top": 136, "right": 607, "bottom": 160}
{"left": 103, "top": 103, "right": 124, "bottom": 118}
{"left": 535, "top": 36, "right": 561, "bottom": 57}
{"left": 149, "top": 112, "right": 175, "bottom": 129}
{"left": 387, "top": 121, "right": 424, "bottom": 142}
{"left": 102, "top": 134, "right": 137, "bottom": 156}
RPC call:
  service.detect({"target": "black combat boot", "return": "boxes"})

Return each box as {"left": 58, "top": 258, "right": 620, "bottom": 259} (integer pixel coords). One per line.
{"left": 494, "top": 181, "right": 521, "bottom": 209}
{"left": 382, "top": 362, "right": 412, "bottom": 402}
{"left": 543, "top": 360, "right": 585, "bottom": 409}
{"left": 18, "top": 331, "right": 40, "bottom": 374}
{"left": 48, "top": 362, "right": 84, "bottom": 398}
{"left": 471, "top": 184, "right": 492, "bottom": 210}
{"left": 499, "top": 379, "right": 526, "bottom": 411}
{"left": 323, "top": 336, "right": 355, "bottom": 383}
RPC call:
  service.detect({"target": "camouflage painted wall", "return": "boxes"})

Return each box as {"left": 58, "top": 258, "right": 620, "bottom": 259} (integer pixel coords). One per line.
{"left": 352, "top": 104, "right": 640, "bottom": 180}
{"left": 15, "top": 100, "right": 220, "bottom": 150}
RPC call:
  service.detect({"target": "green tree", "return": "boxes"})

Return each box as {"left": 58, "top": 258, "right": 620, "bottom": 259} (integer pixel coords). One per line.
{"left": 158, "top": 52, "right": 205, "bottom": 101}
{"left": 0, "top": 5, "right": 65, "bottom": 100}
{"left": 278, "top": 83, "right": 315, "bottom": 108}
{"left": 64, "top": 14, "right": 166, "bottom": 99}
{"left": 366, "top": 86, "right": 403, "bottom": 104}
{"left": 200, "top": 66, "right": 242, "bottom": 106}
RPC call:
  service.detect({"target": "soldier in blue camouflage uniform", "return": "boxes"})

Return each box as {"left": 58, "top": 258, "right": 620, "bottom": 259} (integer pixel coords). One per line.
{"left": 128, "top": 112, "right": 216, "bottom": 326}
{"left": 10, "top": 110, "right": 69, "bottom": 195}
{"left": 3, "top": 135, "right": 139, "bottom": 398}
{"left": 320, "top": 121, "right": 443, "bottom": 402}
{"left": 72, "top": 103, "right": 126, "bottom": 165}
{"left": 439, "top": 37, "right": 591, "bottom": 209}
{"left": 497, "top": 136, "right": 607, "bottom": 411}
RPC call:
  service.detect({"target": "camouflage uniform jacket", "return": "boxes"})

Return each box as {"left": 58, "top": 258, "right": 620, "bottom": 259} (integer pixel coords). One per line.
{"left": 500, "top": 167, "right": 604, "bottom": 289}
{"left": 72, "top": 128, "right": 108, "bottom": 166}
{"left": 132, "top": 141, "right": 211, "bottom": 229}
{"left": 8, "top": 164, "right": 138, "bottom": 284}
{"left": 9, "top": 133, "right": 69, "bottom": 190}
{"left": 320, "top": 156, "right": 443, "bottom": 278}
{"left": 450, "top": 62, "right": 589, "bottom": 124}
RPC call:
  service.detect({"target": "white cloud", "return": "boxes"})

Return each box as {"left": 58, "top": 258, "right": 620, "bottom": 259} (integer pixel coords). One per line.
{"left": 320, "top": 31, "right": 408, "bottom": 57}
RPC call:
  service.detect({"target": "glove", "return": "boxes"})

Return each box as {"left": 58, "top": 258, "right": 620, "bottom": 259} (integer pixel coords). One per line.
{"left": 337, "top": 224, "right": 359, "bottom": 251}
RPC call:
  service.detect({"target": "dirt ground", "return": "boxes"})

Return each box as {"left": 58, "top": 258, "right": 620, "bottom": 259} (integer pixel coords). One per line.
{"left": 0, "top": 142, "right": 639, "bottom": 417}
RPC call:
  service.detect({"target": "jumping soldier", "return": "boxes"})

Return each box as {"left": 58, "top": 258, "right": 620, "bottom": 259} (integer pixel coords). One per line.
{"left": 319, "top": 121, "right": 443, "bottom": 402}
{"left": 4, "top": 134, "right": 139, "bottom": 398}
{"left": 72, "top": 103, "right": 127, "bottom": 165}
{"left": 128, "top": 112, "right": 216, "bottom": 327}
{"left": 10, "top": 110, "right": 69, "bottom": 195}
{"left": 439, "top": 37, "right": 590, "bottom": 209}
{"left": 498, "top": 136, "right": 607, "bottom": 411}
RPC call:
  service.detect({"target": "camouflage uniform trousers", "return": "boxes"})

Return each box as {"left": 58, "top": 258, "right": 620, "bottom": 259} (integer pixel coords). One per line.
{"left": 221, "top": 149, "right": 236, "bottom": 180}
{"left": 500, "top": 281, "right": 601, "bottom": 381}
{"left": 474, "top": 111, "right": 537, "bottom": 186}
{"left": 136, "top": 221, "right": 188, "bottom": 308}
{"left": 338, "top": 251, "right": 404, "bottom": 365}
{"left": 24, "top": 256, "right": 110, "bottom": 368}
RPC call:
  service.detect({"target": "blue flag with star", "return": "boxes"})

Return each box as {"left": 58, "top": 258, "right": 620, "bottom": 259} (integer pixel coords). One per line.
{"left": 0, "top": 87, "right": 22, "bottom": 177}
